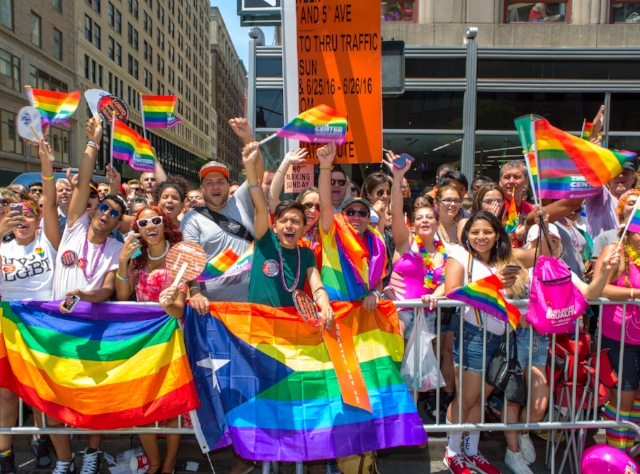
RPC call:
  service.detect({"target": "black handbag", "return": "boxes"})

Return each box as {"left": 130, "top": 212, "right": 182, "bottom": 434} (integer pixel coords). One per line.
{"left": 486, "top": 334, "right": 526, "bottom": 405}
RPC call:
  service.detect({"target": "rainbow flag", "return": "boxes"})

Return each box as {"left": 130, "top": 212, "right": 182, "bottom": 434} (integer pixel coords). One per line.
{"left": 276, "top": 105, "right": 347, "bottom": 144}
{"left": 581, "top": 120, "right": 593, "bottom": 140}
{"left": 447, "top": 274, "right": 521, "bottom": 329}
{"left": 184, "top": 301, "right": 427, "bottom": 460}
{"left": 504, "top": 194, "right": 518, "bottom": 234}
{"left": 0, "top": 301, "right": 198, "bottom": 429}
{"left": 535, "top": 119, "right": 635, "bottom": 187}
{"left": 26, "top": 87, "right": 80, "bottom": 127}
{"left": 197, "top": 243, "right": 254, "bottom": 282}
{"left": 112, "top": 118, "right": 156, "bottom": 172}
{"left": 140, "top": 95, "right": 183, "bottom": 129}
{"left": 627, "top": 205, "right": 640, "bottom": 233}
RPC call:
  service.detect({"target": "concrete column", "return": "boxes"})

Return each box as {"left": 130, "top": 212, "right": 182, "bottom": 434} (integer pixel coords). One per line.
{"left": 590, "top": 0, "right": 602, "bottom": 24}
{"left": 419, "top": 0, "right": 434, "bottom": 24}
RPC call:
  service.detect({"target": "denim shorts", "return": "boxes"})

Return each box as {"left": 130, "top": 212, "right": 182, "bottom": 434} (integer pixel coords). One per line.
{"left": 515, "top": 327, "right": 550, "bottom": 369}
{"left": 442, "top": 309, "right": 460, "bottom": 333}
{"left": 398, "top": 309, "right": 436, "bottom": 338}
{"left": 601, "top": 335, "right": 640, "bottom": 392}
{"left": 453, "top": 320, "right": 512, "bottom": 375}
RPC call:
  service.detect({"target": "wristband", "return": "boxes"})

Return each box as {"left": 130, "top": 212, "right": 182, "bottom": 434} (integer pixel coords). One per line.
{"left": 189, "top": 285, "right": 201, "bottom": 292}
{"left": 372, "top": 290, "right": 383, "bottom": 300}
{"left": 42, "top": 174, "right": 54, "bottom": 181}
{"left": 248, "top": 180, "right": 261, "bottom": 189}
{"left": 179, "top": 283, "right": 189, "bottom": 293}
{"left": 319, "top": 167, "right": 332, "bottom": 171}
{"left": 116, "top": 272, "right": 129, "bottom": 281}
{"left": 87, "top": 141, "right": 100, "bottom": 150}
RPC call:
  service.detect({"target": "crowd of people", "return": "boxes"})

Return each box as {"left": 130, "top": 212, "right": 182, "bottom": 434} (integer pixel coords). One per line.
{"left": 0, "top": 111, "right": 638, "bottom": 474}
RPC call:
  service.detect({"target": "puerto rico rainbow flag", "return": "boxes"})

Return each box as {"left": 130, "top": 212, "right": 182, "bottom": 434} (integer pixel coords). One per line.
{"left": 140, "top": 95, "right": 183, "bottom": 129}
{"left": 504, "top": 194, "right": 518, "bottom": 234}
{"left": 197, "top": 243, "right": 254, "bottom": 282}
{"left": 447, "top": 274, "right": 521, "bottom": 329}
{"left": 112, "top": 118, "right": 156, "bottom": 172}
{"left": 183, "top": 301, "right": 426, "bottom": 460}
{"left": 26, "top": 87, "right": 80, "bottom": 127}
{"left": 0, "top": 301, "right": 198, "bottom": 429}
{"left": 276, "top": 105, "right": 347, "bottom": 144}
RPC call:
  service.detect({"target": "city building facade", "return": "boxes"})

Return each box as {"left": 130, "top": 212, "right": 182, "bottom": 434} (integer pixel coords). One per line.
{"left": 210, "top": 6, "right": 247, "bottom": 183}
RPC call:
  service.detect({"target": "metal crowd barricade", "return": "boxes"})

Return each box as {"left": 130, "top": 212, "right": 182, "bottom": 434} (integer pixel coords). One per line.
{"left": 2, "top": 299, "right": 640, "bottom": 474}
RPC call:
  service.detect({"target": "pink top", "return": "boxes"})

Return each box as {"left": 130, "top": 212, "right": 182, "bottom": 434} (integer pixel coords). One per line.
{"left": 602, "top": 262, "right": 640, "bottom": 344}
{"left": 388, "top": 240, "right": 445, "bottom": 306}
{"left": 133, "top": 265, "right": 174, "bottom": 302}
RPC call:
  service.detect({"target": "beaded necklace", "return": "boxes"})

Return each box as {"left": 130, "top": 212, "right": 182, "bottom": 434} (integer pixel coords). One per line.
{"left": 559, "top": 218, "right": 580, "bottom": 249}
{"left": 276, "top": 244, "right": 301, "bottom": 292}
{"left": 414, "top": 235, "right": 448, "bottom": 289}
{"left": 437, "top": 222, "right": 458, "bottom": 244}
{"left": 82, "top": 231, "right": 107, "bottom": 280}
{"left": 626, "top": 245, "right": 640, "bottom": 267}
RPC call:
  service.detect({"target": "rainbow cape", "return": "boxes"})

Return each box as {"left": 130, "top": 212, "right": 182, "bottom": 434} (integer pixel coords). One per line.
{"left": 140, "top": 95, "right": 183, "bottom": 129}
{"left": 26, "top": 87, "right": 80, "bottom": 127}
{"left": 0, "top": 301, "right": 198, "bottom": 429}
{"left": 276, "top": 105, "right": 347, "bottom": 144}
{"left": 196, "top": 243, "right": 254, "bottom": 282}
{"left": 447, "top": 274, "right": 521, "bottom": 329}
{"left": 112, "top": 118, "right": 156, "bottom": 172}
{"left": 183, "top": 301, "right": 426, "bottom": 460}
{"left": 581, "top": 120, "right": 593, "bottom": 140}
{"left": 320, "top": 215, "right": 387, "bottom": 302}
{"left": 504, "top": 194, "right": 518, "bottom": 234}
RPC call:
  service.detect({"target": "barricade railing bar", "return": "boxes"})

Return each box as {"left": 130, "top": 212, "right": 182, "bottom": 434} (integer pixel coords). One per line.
{"left": 2, "top": 299, "right": 638, "bottom": 474}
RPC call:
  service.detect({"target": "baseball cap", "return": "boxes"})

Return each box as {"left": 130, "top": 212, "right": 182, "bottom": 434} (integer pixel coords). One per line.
{"left": 526, "top": 223, "right": 561, "bottom": 243}
{"left": 622, "top": 159, "right": 636, "bottom": 173}
{"left": 339, "top": 197, "right": 371, "bottom": 214}
{"left": 200, "top": 161, "right": 229, "bottom": 181}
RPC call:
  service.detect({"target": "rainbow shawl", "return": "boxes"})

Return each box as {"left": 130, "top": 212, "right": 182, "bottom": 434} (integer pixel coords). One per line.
{"left": 321, "top": 215, "right": 387, "bottom": 302}
{"left": 197, "top": 243, "right": 254, "bottom": 282}
{"left": 0, "top": 301, "right": 198, "bottom": 429}
{"left": 183, "top": 301, "right": 426, "bottom": 460}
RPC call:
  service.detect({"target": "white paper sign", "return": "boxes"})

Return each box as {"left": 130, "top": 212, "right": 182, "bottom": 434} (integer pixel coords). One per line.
{"left": 85, "top": 88, "right": 110, "bottom": 117}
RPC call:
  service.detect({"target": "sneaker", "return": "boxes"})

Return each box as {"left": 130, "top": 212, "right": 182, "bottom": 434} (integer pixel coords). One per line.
{"left": 518, "top": 433, "right": 536, "bottom": 464}
{"left": 325, "top": 460, "right": 342, "bottom": 474}
{"left": 443, "top": 453, "right": 472, "bottom": 474}
{"left": 0, "top": 449, "right": 16, "bottom": 474}
{"left": 79, "top": 449, "right": 100, "bottom": 474}
{"left": 504, "top": 448, "right": 534, "bottom": 474}
{"left": 31, "top": 434, "right": 53, "bottom": 468}
{"left": 423, "top": 392, "right": 438, "bottom": 420}
{"left": 464, "top": 452, "right": 500, "bottom": 474}
{"left": 52, "top": 457, "right": 76, "bottom": 474}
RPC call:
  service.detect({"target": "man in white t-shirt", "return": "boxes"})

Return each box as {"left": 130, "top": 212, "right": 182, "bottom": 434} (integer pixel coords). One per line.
{"left": 48, "top": 117, "right": 125, "bottom": 474}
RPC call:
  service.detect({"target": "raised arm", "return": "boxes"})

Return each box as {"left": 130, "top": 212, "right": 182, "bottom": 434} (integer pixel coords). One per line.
{"left": 382, "top": 151, "right": 412, "bottom": 254}
{"left": 594, "top": 243, "right": 634, "bottom": 301}
{"left": 575, "top": 247, "right": 620, "bottom": 299}
{"left": 38, "top": 141, "right": 61, "bottom": 249}
{"left": 526, "top": 198, "right": 583, "bottom": 225}
{"left": 268, "top": 149, "right": 309, "bottom": 211}
{"left": 318, "top": 142, "right": 337, "bottom": 234}
{"left": 68, "top": 117, "right": 103, "bottom": 227}
{"left": 243, "top": 142, "right": 269, "bottom": 240}
{"left": 229, "top": 117, "right": 264, "bottom": 179}
{"left": 307, "top": 267, "right": 334, "bottom": 329}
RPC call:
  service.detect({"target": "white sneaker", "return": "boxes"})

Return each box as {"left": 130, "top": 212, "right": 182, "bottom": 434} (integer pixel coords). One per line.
{"left": 518, "top": 433, "right": 536, "bottom": 464}
{"left": 504, "top": 448, "right": 534, "bottom": 474}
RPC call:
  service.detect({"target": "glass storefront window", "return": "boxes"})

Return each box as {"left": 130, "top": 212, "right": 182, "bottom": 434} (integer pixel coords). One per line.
{"left": 255, "top": 131, "right": 285, "bottom": 171}
{"left": 405, "top": 58, "right": 466, "bottom": 78}
{"left": 474, "top": 134, "right": 525, "bottom": 182}
{"left": 255, "top": 89, "right": 284, "bottom": 129}
{"left": 381, "top": 2, "right": 414, "bottom": 22}
{"left": 256, "top": 58, "right": 282, "bottom": 78}
{"left": 611, "top": 2, "right": 640, "bottom": 23}
{"left": 384, "top": 91, "right": 464, "bottom": 130}
{"left": 610, "top": 93, "right": 640, "bottom": 132}
{"left": 505, "top": 1, "right": 569, "bottom": 23}
{"left": 607, "top": 136, "right": 640, "bottom": 158}
{"left": 478, "top": 59, "right": 640, "bottom": 80}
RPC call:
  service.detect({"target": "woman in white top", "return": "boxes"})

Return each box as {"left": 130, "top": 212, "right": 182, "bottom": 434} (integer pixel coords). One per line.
{"left": 0, "top": 141, "right": 60, "bottom": 474}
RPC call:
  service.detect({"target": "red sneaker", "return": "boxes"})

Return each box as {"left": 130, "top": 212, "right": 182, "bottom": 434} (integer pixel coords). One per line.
{"left": 464, "top": 452, "right": 500, "bottom": 474}
{"left": 443, "top": 453, "right": 472, "bottom": 474}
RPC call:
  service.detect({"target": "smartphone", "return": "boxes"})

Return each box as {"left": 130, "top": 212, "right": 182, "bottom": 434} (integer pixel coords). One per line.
{"left": 131, "top": 238, "right": 142, "bottom": 259}
{"left": 9, "top": 203, "right": 22, "bottom": 216}
{"left": 392, "top": 153, "right": 415, "bottom": 169}
{"left": 500, "top": 264, "right": 522, "bottom": 275}
{"left": 62, "top": 294, "right": 81, "bottom": 313}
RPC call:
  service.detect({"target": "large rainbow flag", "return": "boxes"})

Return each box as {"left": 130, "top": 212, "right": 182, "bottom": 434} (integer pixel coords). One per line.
{"left": 183, "top": 301, "right": 426, "bottom": 460}
{"left": 276, "top": 105, "right": 347, "bottom": 144}
{"left": 196, "top": 243, "right": 254, "bottom": 282}
{"left": 0, "top": 301, "right": 198, "bottom": 429}
{"left": 112, "top": 118, "right": 156, "bottom": 172}
{"left": 140, "top": 95, "right": 183, "bottom": 129}
{"left": 26, "top": 87, "right": 81, "bottom": 127}
{"left": 447, "top": 274, "right": 521, "bottom": 329}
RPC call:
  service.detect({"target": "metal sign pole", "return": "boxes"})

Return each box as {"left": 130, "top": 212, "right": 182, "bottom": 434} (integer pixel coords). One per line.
{"left": 281, "top": 0, "right": 299, "bottom": 154}
{"left": 460, "top": 27, "right": 478, "bottom": 180}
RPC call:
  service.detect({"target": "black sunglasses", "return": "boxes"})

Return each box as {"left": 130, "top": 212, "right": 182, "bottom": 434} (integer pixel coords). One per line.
{"left": 30, "top": 188, "right": 43, "bottom": 193}
{"left": 0, "top": 198, "right": 10, "bottom": 206}
{"left": 376, "top": 189, "right": 391, "bottom": 197}
{"left": 98, "top": 202, "right": 121, "bottom": 219}
{"left": 331, "top": 179, "right": 346, "bottom": 187}
{"left": 344, "top": 209, "right": 368, "bottom": 218}
{"left": 302, "top": 202, "right": 320, "bottom": 212}
{"left": 89, "top": 191, "right": 99, "bottom": 199}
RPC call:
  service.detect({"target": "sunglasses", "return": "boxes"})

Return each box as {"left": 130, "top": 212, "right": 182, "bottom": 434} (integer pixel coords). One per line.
{"left": 30, "top": 188, "right": 43, "bottom": 194}
{"left": 344, "top": 209, "right": 368, "bottom": 218}
{"left": 89, "top": 191, "right": 99, "bottom": 199}
{"left": 137, "top": 216, "right": 163, "bottom": 228}
{"left": 98, "top": 202, "right": 121, "bottom": 219}
{"left": 302, "top": 202, "right": 321, "bottom": 212}
{"left": 376, "top": 189, "right": 392, "bottom": 197}
{"left": 130, "top": 187, "right": 142, "bottom": 192}
{"left": 0, "top": 198, "right": 10, "bottom": 206}
{"left": 351, "top": 186, "right": 357, "bottom": 191}
{"left": 331, "top": 179, "right": 346, "bottom": 187}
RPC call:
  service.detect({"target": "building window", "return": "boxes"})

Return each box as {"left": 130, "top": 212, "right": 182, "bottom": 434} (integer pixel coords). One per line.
{"left": 94, "top": 0, "right": 100, "bottom": 13}
{"left": 133, "top": 0, "right": 138, "bottom": 18}
{"left": 29, "top": 65, "right": 68, "bottom": 91}
{"left": 128, "top": 53, "right": 133, "bottom": 74}
{"left": 53, "top": 29, "right": 62, "bottom": 59}
{"left": 1, "top": 109, "right": 23, "bottom": 154}
{"left": 134, "top": 59, "right": 138, "bottom": 79}
{"left": 133, "top": 29, "right": 138, "bottom": 49}
{"left": 381, "top": 1, "right": 415, "bottom": 22}
{"left": 53, "top": 0, "right": 62, "bottom": 12}
{"left": 1, "top": 0, "right": 13, "bottom": 29}
{"left": 84, "top": 54, "right": 89, "bottom": 78}
{"left": 128, "top": 22, "right": 132, "bottom": 44}
{"left": 98, "top": 64, "right": 103, "bottom": 87}
{"left": 94, "top": 23, "right": 101, "bottom": 49}
{"left": 611, "top": 1, "right": 640, "bottom": 22}
{"left": 116, "top": 43, "right": 122, "bottom": 66}
{"left": 85, "top": 15, "right": 92, "bottom": 41}
{"left": 91, "top": 59, "right": 96, "bottom": 83}
{"left": 0, "top": 49, "right": 20, "bottom": 91}
{"left": 108, "top": 2, "right": 114, "bottom": 26}
{"left": 116, "top": 10, "right": 121, "bottom": 33}
{"left": 505, "top": 1, "right": 569, "bottom": 23}
{"left": 127, "top": 0, "right": 132, "bottom": 13}
{"left": 31, "top": 12, "right": 41, "bottom": 47}
{"left": 108, "top": 37, "right": 114, "bottom": 59}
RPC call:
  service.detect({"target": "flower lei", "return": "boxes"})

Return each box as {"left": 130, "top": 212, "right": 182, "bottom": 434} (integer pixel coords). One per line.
{"left": 414, "top": 235, "right": 448, "bottom": 289}
{"left": 626, "top": 245, "right": 640, "bottom": 267}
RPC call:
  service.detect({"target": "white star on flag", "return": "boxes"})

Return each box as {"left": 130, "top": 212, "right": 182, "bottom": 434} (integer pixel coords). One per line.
{"left": 196, "top": 355, "right": 230, "bottom": 392}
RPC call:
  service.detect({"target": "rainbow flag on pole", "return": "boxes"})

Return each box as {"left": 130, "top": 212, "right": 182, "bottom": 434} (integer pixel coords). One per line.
{"left": 276, "top": 105, "right": 347, "bottom": 144}
{"left": 0, "top": 301, "right": 198, "bottom": 429}
{"left": 197, "top": 243, "right": 254, "bottom": 282}
{"left": 112, "top": 118, "right": 156, "bottom": 172}
{"left": 26, "top": 87, "right": 80, "bottom": 127}
{"left": 581, "top": 120, "right": 593, "bottom": 140}
{"left": 627, "top": 205, "right": 640, "bottom": 234}
{"left": 140, "top": 95, "right": 183, "bottom": 129}
{"left": 447, "top": 274, "right": 521, "bottom": 329}
{"left": 504, "top": 194, "right": 518, "bottom": 234}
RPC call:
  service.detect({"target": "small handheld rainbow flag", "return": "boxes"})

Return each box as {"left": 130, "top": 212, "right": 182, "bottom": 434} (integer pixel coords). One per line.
{"left": 581, "top": 120, "right": 593, "bottom": 140}
{"left": 196, "top": 243, "right": 254, "bottom": 282}
{"left": 447, "top": 274, "right": 521, "bottom": 329}
{"left": 275, "top": 105, "right": 347, "bottom": 144}
{"left": 111, "top": 118, "right": 156, "bottom": 172}
{"left": 626, "top": 202, "right": 640, "bottom": 234}
{"left": 26, "top": 87, "right": 80, "bottom": 127}
{"left": 503, "top": 194, "right": 518, "bottom": 234}
{"left": 140, "top": 95, "right": 183, "bottom": 129}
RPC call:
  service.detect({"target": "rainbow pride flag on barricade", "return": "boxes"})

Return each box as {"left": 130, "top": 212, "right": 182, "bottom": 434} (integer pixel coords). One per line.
{"left": 0, "top": 301, "right": 198, "bottom": 429}
{"left": 183, "top": 301, "right": 426, "bottom": 461}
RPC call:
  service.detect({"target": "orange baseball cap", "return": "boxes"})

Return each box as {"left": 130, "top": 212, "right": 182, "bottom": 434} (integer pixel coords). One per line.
{"left": 200, "top": 161, "right": 229, "bottom": 181}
